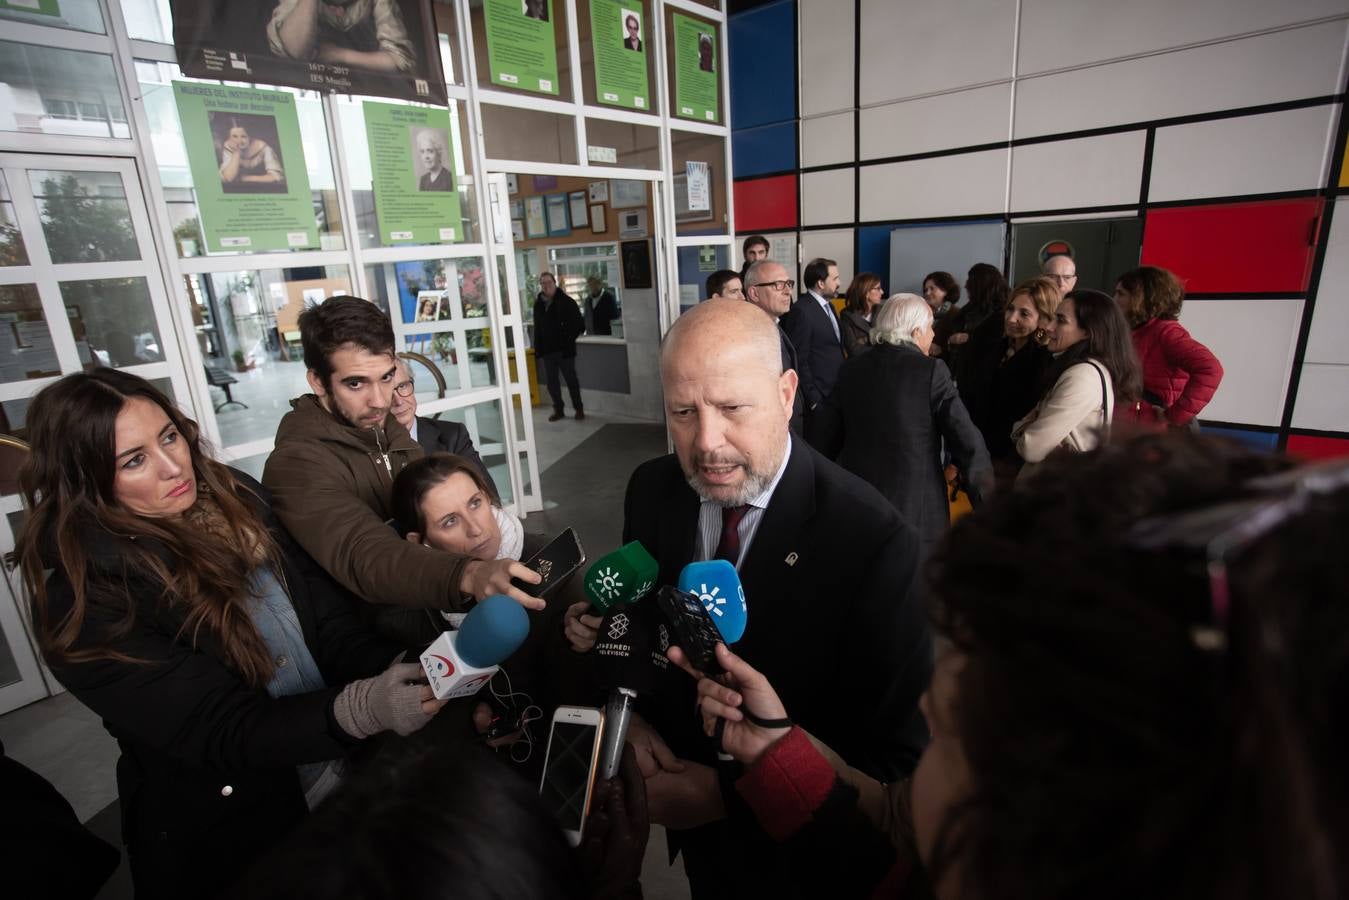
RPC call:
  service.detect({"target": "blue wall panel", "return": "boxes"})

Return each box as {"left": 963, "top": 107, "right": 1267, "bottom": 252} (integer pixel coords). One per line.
{"left": 732, "top": 121, "right": 798, "bottom": 177}
{"left": 857, "top": 225, "right": 892, "bottom": 285}
{"left": 728, "top": 0, "right": 796, "bottom": 130}
{"left": 1199, "top": 425, "right": 1280, "bottom": 452}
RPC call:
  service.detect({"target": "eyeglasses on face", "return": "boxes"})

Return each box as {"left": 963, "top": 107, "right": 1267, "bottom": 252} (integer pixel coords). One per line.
{"left": 1047, "top": 273, "right": 1076, "bottom": 283}
{"left": 753, "top": 279, "right": 795, "bottom": 292}
{"left": 393, "top": 380, "right": 415, "bottom": 398}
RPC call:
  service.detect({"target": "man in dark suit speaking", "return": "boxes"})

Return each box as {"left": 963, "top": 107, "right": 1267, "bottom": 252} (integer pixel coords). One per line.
{"left": 620, "top": 299, "right": 931, "bottom": 898}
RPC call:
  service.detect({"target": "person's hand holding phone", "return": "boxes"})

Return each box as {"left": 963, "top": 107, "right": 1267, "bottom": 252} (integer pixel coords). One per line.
{"left": 578, "top": 743, "right": 649, "bottom": 899}
{"left": 460, "top": 558, "right": 545, "bottom": 610}
{"left": 624, "top": 713, "right": 684, "bottom": 778}
{"left": 668, "top": 643, "right": 793, "bottom": 766}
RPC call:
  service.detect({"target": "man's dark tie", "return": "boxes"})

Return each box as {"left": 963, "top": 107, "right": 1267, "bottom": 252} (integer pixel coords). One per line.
{"left": 714, "top": 505, "right": 750, "bottom": 564}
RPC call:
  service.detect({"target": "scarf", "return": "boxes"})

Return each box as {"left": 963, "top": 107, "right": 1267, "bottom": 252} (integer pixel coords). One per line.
{"left": 493, "top": 505, "right": 525, "bottom": 561}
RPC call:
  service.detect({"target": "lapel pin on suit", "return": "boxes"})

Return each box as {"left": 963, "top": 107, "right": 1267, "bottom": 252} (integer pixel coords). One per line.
{"left": 785, "top": 552, "right": 799, "bottom": 566}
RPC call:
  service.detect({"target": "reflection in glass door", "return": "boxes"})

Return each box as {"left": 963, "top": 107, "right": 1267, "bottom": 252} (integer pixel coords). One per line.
{"left": 0, "top": 154, "right": 191, "bottom": 712}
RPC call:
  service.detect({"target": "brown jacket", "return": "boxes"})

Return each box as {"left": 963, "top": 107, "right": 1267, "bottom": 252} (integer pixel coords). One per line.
{"left": 262, "top": 394, "right": 471, "bottom": 611}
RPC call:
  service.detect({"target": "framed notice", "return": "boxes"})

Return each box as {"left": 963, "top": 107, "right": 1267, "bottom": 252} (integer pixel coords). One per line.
{"left": 588, "top": 180, "right": 609, "bottom": 203}
{"left": 172, "top": 82, "right": 318, "bottom": 253}
{"left": 590, "top": 204, "right": 606, "bottom": 233}
{"left": 589, "top": 0, "right": 650, "bottom": 111}
{"left": 673, "top": 13, "right": 719, "bottom": 123}
{"left": 610, "top": 178, "right": 645, "bottom": 209}
{"left": 363, "top": 102, "right": 462, "bottom": 245}
{"left": 568, "top": 191, "right": 589, "bottom": 229}
{"left": 525, "top": 195, "right": 547, "bottom": 238}
{"left": 545, "top": 193, "right": 570, "bottom": 236}
{"left": 512, "top": 219, "right": 525, "bottom": 241}
{"left": 169, "top": 0, "right": 447, "bottom": 104}
{"left": 484, "top": 0, "right": 559, "bottom": 95}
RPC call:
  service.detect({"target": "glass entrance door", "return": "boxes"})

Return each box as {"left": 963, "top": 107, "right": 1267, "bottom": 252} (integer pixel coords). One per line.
{"left": 0, "top": 152, "right": 190, "bottom": 712}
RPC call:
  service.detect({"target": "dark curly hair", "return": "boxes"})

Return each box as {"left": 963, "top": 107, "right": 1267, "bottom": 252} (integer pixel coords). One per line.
{"left": 922, "top": 271, "right": 961, "bottom": 308}
{"left": 1117, "top": 265, "right": 1185, "bottom": 326}
{"left": 924, "top": 432, "right": 1348, "bottom": 900}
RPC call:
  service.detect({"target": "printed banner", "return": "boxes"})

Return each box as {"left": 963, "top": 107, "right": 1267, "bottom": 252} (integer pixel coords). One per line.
{"left": 673, "top": 13, "right": 718, "bottom": 123}
{"left": 363, "top": 101, "right": 462, "bottom": 245}
{"left": 173, "top": 82, "right": 319, "bottom": 253}
{"left": 589, "top": 0, "right": 649, "bottom": 111}
{"left": 484, "top": 0, "right": 559, "bottom": 95}
{"left": 0, "top": 0, "right": 61, "bottom": 16}
{"left": 169, "top": 0, "right": 447, "bottom": 105}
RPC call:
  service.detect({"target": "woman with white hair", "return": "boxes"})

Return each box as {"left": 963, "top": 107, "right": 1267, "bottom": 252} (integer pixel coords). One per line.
{"left": 809, "top": 293, "right": 993, "bottom": 551}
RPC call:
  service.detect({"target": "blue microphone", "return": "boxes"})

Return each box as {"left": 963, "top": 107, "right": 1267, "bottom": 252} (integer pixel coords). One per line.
{"left": 677, "top": 559, "right": 747, "bottom": 643}
{"left": 421, "top": 594, "right": 530, "bottom": 699}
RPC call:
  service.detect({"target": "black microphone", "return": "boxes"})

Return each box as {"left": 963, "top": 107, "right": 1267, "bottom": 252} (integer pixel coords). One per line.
{"left": 592, "top": 598, "right": 670, "bottom": 780}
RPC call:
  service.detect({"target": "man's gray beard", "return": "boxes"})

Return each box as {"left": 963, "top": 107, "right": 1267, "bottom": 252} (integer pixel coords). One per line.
{"left": 685, "top": 463, "right": 774, "bottom": 508}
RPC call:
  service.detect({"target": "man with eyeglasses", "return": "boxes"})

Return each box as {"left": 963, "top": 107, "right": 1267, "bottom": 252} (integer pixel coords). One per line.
{"left": 781, "top": 257, "right": 845, "bottom": 433}
{"left": 744, "top": 259, "right": 805, "bottom": 433}
{"left": 1042, "top": 253, "right": 1078, "bottom": 294}
{"left": 389, "top": 357, "right": 496, "bottom": 494}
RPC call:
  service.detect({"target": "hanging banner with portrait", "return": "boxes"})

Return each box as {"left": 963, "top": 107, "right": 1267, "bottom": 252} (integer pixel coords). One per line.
{"left": 672, "top": 12, "right": 719, "bottom": 123}
{"left": 483, "top": 0, "right": 559, "bottom": 96}
{"left": 172, "top": 82, "right": 320, "bottom": 253}
{"left": 589, "top": 0, "right": 649, "bottom": 112}
{"left": 169, "top": 0, "right": 447, "bottom": 105}
{"left": 363, "top": 101, "right": 462, "bottom": 245}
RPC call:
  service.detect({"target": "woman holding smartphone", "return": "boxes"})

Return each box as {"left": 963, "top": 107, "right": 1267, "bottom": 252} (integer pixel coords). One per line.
{"left": 15, "top": 370, "right": 446, "bottom": 899}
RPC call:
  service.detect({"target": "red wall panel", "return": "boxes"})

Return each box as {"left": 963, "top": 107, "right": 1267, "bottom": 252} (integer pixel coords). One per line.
{"left": 1287, "top": 434, "right": 1349, "bottom": 460}
{"left": 733, "top": 175, "right": 798, "bottom": 233}
{"left": 1141, "top": 198, "right": 1323, "bottom": 294}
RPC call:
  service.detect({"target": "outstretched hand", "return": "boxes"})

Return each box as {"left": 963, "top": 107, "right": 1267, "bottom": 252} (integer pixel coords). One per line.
{"left": 667, "top": 643, "right": 792, "bottom": 766}
{"left": 459, "top": 558, "right": 546, "bottom": 611}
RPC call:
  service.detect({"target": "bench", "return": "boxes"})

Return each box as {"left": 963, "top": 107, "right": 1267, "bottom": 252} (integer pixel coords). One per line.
{"left": 205, "top": 364, "right": 248, "bottom": 413}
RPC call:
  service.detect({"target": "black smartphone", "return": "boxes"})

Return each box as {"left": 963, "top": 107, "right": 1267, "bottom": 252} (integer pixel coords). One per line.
{"left": 655, "top": 585, "right": 725, "bottom": 674}
{"left": 511, "top": 527, "right": 585, "bottom": 598}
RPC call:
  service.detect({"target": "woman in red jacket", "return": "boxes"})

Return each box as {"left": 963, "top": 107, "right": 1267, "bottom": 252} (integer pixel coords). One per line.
{"left": 1114, "top": 266, "right": 1223, "bottom": 427}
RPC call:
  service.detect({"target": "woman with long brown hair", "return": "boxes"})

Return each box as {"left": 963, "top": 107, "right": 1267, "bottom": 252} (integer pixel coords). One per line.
{"left": 15, "top": 369, "right": 446, "bottom": 899}
{"left": 839, "top": 272, "right": 884, "bottom": 356}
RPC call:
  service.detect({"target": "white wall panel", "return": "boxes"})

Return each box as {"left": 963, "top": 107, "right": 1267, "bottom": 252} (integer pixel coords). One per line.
{"left": 801, "top": 168, "right": 855, "bottom": 225}
{"left": 1014, "top": 21, "right": 1348, "bottom": 139}
{"left": 1149, "top": 105, "right": 1338, "bottom": 201}
{"left": 860, "top": 149, "right": 1009, "bottom": 221}
{"left": 1306, "top": 198, "right": 1349, "bottom": 364}
{"left": 802, "top": 111, "right": 855, "bottom": 168}
{"left": 859, "top": 0, "right": 1015, "bottom": 105}
{"left": 1292, "top": 363, "right": 1349, "bottom": 430}
{"left": 1009, "top": 131, "right": 1146, "bottom": 211}
{"left": 800, "top": 228, "right": 856, "bottom": 288}
{"left": 860, "top": 83, "right": 1012, "bottom": 160}
{"left": 1179, "top": 298, "right": 1303, "bottom": 426}
{"left": 800, "top": 0, "right": 856, "bottom": 116}
{"left": 1018, "top": 0, "right": 1349, "bottom": 76}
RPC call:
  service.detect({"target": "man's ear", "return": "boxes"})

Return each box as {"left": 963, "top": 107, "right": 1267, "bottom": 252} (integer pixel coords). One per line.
{"left": 306, "top": 369, "right": 326, "bottom": 398}
{"left": 779, "top": 368, "right": 798, "bottom": 416}
{"left": 405, "top": 531, "right": 423, "bottom": 545}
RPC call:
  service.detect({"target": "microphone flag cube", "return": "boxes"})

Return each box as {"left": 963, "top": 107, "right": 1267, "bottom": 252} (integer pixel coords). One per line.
{"left": 583, "top": 541, "right": 659, "bottom": 613}
{"left": 420, "top": 631, "right": 498, "bottom": 700}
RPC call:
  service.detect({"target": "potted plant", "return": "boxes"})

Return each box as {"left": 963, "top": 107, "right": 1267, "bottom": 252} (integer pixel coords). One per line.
{"left": 232, "top": 349, "right": 247, "bottom": 372}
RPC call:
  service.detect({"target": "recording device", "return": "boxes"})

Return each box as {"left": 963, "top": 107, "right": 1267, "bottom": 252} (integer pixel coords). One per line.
{"left": 655, "top": 584, "right": 726, "bottom": 674}
{"left": 582, "top": 541, "right": 659, "bottom": 615}
{"left": 510, "top": 527, "right": 585, "bottom": 598}
{"left": 592, "top": 597, "right": 669, "bottom": 781}
{"left": 539, "top": 705, "right": 605, "bottom": 847}
{"left": 420, "top": 594, "right": 530, "bottom": 700}
{"left": 676, "top": 559, "right": 748, "bottom": 643}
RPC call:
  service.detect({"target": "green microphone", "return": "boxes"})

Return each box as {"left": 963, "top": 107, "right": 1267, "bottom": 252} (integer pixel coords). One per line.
{"left": 582, "top": 541, "right": 659, "bottom": 614}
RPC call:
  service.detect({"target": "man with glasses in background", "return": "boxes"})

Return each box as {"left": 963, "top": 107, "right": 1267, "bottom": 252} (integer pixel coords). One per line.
{"left": 1042, "top": 253, "right": 1078, "bottom": 294}
{"left": 744, "top": 259, "right": 805, "bottom": 432}
{"left": 389, "top": 356, "right": 496, "bottom": 494}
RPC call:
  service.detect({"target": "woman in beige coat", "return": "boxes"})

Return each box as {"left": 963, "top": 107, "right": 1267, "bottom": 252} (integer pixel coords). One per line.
{"left": 1013, "top": 289, "right": 1141, "bottom": 481}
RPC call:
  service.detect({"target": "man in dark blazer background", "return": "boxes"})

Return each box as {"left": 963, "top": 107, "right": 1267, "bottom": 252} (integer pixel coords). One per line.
{"left": 618, "top": 299, "right": 930, "bottom": 898}
{"left": 389, "top": 357, "right": 497, "bottom": 495}
{"left": 781, "top": 257, "right": 845, "bottom": 433}
{"left": 744, "top": 259, "right": 805, "bottom": 434}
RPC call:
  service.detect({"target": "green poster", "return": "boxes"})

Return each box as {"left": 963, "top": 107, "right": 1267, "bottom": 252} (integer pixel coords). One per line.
{"left": 589, "top": 0, "right": 650, "bottom": 111}
{"left": 172, "top": 82, "right": 318, "bottom": 254}
{"left": 0, "top": 0, "right": 60, "bottom": 16}
{"left": 484, "top": 0, "right": 559, "bottom": 96}
{"left": 673, "top": 13, "right": 719, "bottom": 123}
{"left": 363, "top": 102, "right": 463, "bottom": 245}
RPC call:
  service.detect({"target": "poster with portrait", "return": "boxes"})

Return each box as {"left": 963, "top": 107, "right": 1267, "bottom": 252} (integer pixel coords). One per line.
{"left": 414, "top": 290, "right": 444, "bottom": 322}
{"left": 362, "top": 101, "right": 462, "bottom": 245}
{"left": 173, "top": 82, "right": 318, "bottom": 253}
{"left": 673, "top": 13, "right": 719, "bottom": 123}
{"left": 589, "top": 0, "right": 649, "bottom": 111}
{"left": 169, "top": 0, "right": 447, "bottom": 105}
{"left": 483, "top": 0, "right": 559, "bottom": 95}
{"left": 0, "top": 0, "right": 61, "bottom": 17}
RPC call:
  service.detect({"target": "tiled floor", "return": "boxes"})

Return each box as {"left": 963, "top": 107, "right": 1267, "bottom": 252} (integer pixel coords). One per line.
{"left": 0, "top": 411, "right": 688, "bottom": 900}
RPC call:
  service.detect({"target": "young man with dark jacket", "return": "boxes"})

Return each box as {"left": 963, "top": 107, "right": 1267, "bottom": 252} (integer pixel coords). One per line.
{"left": 262, "top": 296, "right": 543, "bottom": 639}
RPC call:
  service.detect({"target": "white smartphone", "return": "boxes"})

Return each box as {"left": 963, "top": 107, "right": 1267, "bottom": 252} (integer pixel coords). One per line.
{"left": 538, "top": 705, "right": 605, "bottom": 847}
